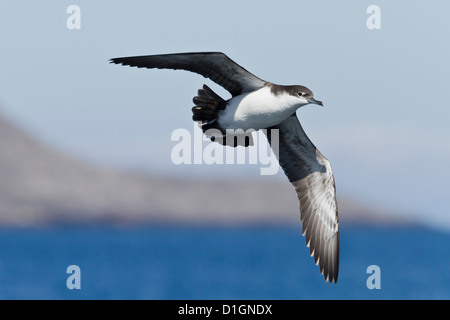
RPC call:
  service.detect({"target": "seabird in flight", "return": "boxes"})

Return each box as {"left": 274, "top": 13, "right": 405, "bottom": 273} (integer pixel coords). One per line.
{"left": 110, "top": 52, "right": 339, "bottom": 284}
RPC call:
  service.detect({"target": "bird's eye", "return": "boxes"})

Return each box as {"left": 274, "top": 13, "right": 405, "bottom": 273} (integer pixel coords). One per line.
{"left": 298, "top": 92, "right": 303, "bottom": 96}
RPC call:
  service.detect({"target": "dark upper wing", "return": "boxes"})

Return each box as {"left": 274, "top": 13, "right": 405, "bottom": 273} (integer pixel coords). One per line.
{"left": 266, "top": 114, "right": 339, "bottom": 284}
{"left": 110, "top": 52, "right": 266, "bottom": 97}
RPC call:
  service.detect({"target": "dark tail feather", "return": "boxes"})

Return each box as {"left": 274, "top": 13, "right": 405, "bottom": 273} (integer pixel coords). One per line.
{"left": 192, "top": 84, "right": 225, "bottom": 137}
{"left": 192, "top": 84, "right": 253, "bottom": 147}
{"left": 192, "top": 85, "right": 225, "bottom": 121}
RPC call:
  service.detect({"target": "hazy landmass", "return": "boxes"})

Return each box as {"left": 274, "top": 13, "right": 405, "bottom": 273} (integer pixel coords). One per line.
{"left": 0, "top": 112, "right": 413, "bottom": 227}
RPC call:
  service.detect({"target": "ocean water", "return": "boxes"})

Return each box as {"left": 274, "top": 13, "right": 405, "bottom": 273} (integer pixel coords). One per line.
{"left": 0, "top": 225, "right": 448, "bottom": 300}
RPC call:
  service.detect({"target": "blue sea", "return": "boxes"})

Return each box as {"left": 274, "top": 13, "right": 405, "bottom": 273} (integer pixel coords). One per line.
{"left": 0, "top": 226, "right": 448, "bottom": 300}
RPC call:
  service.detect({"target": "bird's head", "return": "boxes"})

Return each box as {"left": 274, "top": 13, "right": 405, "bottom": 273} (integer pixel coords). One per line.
{"left": 294, "top": 85, "right": 323, "bottom": 107}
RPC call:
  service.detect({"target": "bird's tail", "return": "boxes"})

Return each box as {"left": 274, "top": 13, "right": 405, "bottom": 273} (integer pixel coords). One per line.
{"left": 192, "top": 85, "right": 252, "bottom": 147}
{"left": 192, "top": 84, "right": 225, "bottom": 124}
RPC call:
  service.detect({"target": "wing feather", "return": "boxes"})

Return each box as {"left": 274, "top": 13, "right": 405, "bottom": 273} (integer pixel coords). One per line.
{"left": 110, "top": 52, "right": 266, "bottom": 96}
{"left": 266, "top": 113, "right": 339, "bottom": 284}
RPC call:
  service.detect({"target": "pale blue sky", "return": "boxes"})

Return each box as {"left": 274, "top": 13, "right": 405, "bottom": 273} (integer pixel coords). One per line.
{"left": 0, "top": 1, "right": 449, "bottom": 228}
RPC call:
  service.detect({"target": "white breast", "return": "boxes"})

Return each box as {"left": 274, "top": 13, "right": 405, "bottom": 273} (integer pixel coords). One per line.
{"left": 217, "top": 86, "right": 301, "bottom": 131}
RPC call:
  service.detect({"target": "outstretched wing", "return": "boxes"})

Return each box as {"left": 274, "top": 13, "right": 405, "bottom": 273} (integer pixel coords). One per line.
{"left": 110, "top": 52, "right": 266, "bottom": 97}
{"left": 266, "top": 114, "right": 339, "bottom": 284}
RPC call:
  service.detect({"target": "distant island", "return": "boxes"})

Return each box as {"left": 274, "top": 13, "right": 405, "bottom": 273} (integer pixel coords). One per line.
{"left": 0, "top": 111, "right": 412, "bottom": 227}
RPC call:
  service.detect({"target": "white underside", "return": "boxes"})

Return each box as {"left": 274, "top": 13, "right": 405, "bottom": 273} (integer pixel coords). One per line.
{"left": 217, "top": 86, "right": 303, "bottom": 131}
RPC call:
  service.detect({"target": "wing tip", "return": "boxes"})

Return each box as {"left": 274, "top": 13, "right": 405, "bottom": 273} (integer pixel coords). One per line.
{"left": 109, "top": 58, "right": 122, "bottom": 66}
{"left": 109, "top": 58, "right": 143, "bottom": 69}
{"left": 323, "top": 271, "right": 338, "bottom": 284}
{"left": 303, "top": 228, "right": 340, "bottom": 285}
{"left": 110, "top": 58, "right": 126, "bottom": 65}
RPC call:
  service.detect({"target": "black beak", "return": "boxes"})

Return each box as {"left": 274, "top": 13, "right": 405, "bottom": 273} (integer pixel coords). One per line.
{"left": 308, "top": 97, "right": 323, "bottom": 106}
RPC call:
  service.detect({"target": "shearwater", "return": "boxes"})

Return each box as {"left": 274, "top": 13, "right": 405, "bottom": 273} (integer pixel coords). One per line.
{"left": 110, "top": 52, "right": 339, "bottom": 284}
